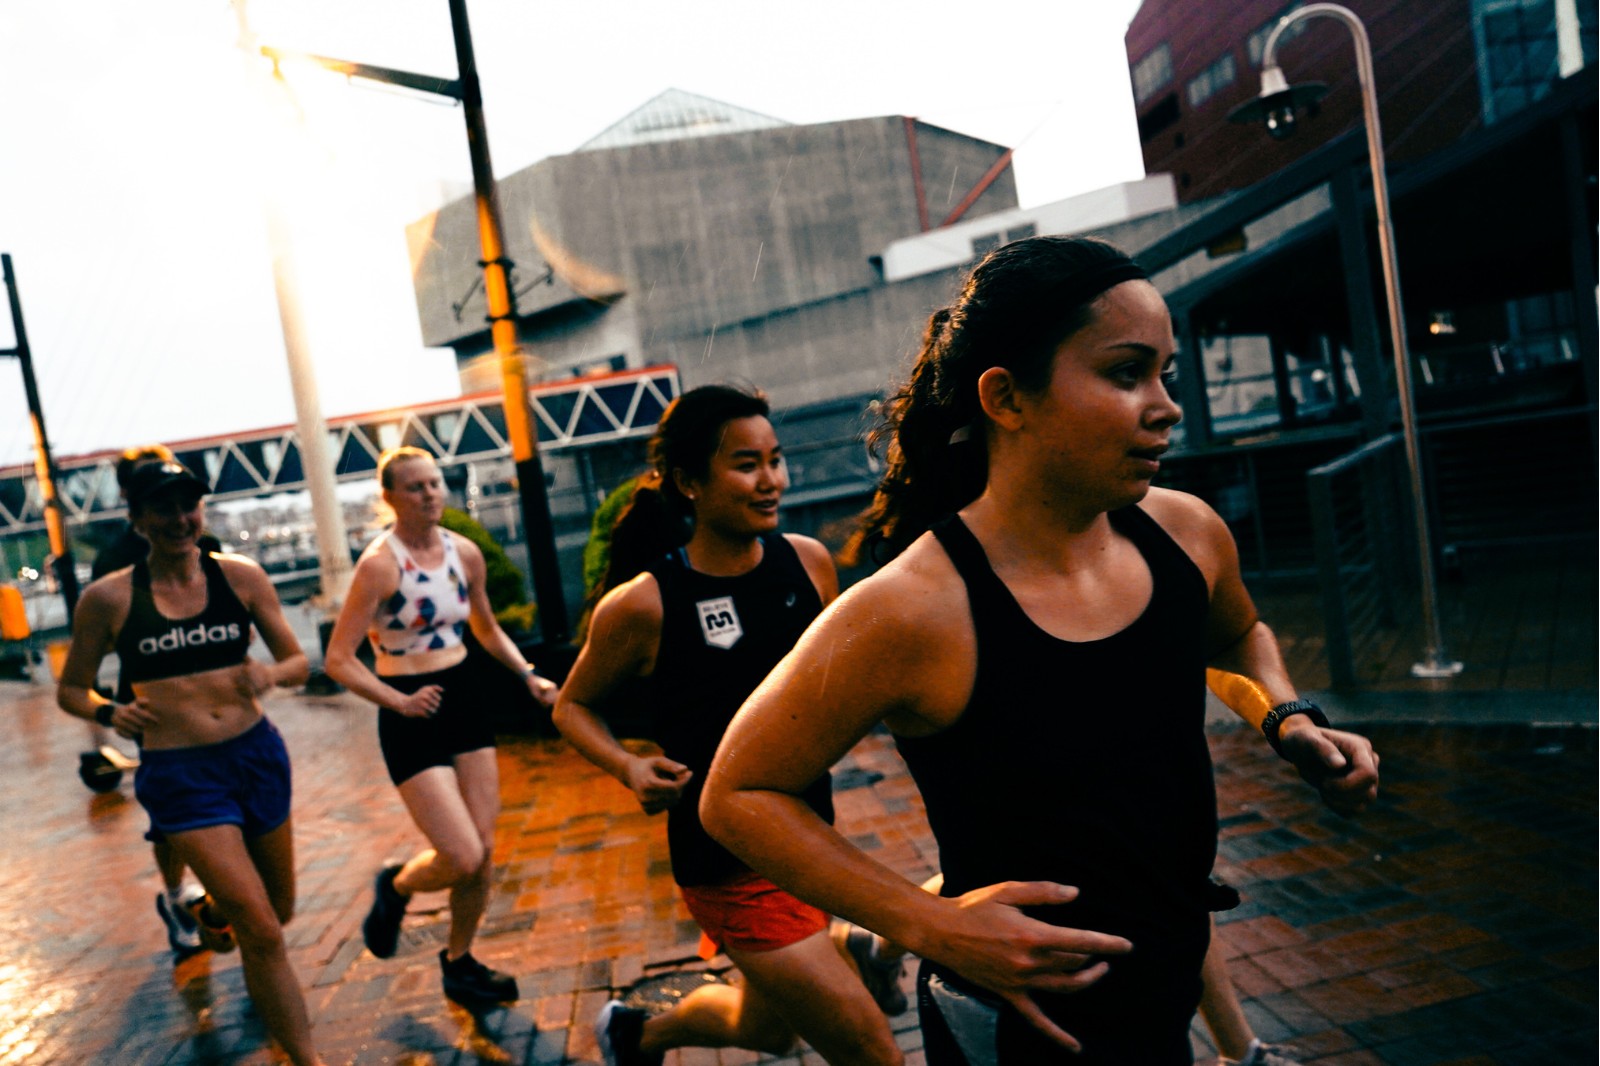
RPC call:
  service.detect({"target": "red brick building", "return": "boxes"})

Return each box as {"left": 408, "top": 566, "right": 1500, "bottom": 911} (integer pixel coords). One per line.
{"left": 1127, "top": 0, "right": 1525, "bottom": 202}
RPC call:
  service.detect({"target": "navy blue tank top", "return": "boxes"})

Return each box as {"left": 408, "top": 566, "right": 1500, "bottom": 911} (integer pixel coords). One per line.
{"left": 116, "top": 552, "right": 254, "bottom": 685}
{"left": 646, "top": 533, "right": 832, "bottom": 887}
{"left": 897, "top": 508, "right": 1216, "bottom": 1063}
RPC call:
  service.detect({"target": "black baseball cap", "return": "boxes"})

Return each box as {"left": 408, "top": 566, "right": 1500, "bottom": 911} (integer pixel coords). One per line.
{"left": 125, "top": 461, "right": 208, "bottom": 508}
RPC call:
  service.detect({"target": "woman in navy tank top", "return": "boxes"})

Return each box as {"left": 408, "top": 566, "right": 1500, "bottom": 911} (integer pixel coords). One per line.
{"left": 554, "top": 385, "right": 904, "bottom": 1066}
{"left": 56, "top": 460, "right": 325, "bottom": 1066}
{"left": 703, "top": 237, "right": 1380, "bottom": 1065}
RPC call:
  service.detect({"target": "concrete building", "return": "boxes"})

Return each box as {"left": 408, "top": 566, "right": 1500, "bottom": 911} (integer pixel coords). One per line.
{"left": 406, "top": 89, "right": 1177, "bottom": 606}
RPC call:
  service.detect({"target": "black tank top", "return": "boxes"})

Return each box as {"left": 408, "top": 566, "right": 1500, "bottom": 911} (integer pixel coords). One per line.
{"left": 897, "top": 509, "right": 1216, "bottom": 1062}
{"left": 646, "top": 533, "right": 833, "bottom": 887}
{"left": 116, "top": 552, "right": 254, "bottom": 685}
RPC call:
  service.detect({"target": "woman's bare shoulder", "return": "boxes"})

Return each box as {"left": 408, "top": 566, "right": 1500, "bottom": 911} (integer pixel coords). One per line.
{"left": 1138, "top": 486, "right": 1236, "bottom": 581}
{"left": 825, "top": 533, "right": 968, "bottom": 640}
{"left": 589, "top": 571, "right": 664, "bottom": 635}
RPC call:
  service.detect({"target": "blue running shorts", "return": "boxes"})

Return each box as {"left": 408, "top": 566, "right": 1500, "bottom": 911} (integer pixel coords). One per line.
{"left": 135, "top": 717, "right": 292, "bottom": 841}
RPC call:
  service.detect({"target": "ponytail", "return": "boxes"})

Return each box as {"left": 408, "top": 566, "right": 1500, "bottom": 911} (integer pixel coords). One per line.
{"left": 845, "top": 236, "right": 1148, "bottom": 564}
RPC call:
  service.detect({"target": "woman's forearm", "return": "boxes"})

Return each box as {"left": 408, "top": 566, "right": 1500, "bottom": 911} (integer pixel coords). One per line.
{"left": 323, "top": 651, "right": 408, "bottom": 711}
{"left": 271, "top": 652, "right": 309, "bottom": 689}
{"left": 705, "top": 786, "right": 947, "bottom": 956}
{"left": 551, "top": 698, "right": 641, "bottom": 786}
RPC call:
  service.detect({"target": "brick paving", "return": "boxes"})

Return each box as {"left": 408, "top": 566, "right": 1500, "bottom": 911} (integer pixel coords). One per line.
{"left": 0, "top": 675, "right": 1593, "bottom": 1065}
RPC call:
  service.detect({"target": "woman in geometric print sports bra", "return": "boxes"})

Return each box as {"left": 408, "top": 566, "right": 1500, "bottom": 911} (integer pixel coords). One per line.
{"left": 703, "top": 236, "right": 1380, "bottom": 1065}
{"left": 56, "top": 460, "right": 325, "bottom": 1066}
{"left": 325, "top": 446, "right": 559, "bottom": 1005}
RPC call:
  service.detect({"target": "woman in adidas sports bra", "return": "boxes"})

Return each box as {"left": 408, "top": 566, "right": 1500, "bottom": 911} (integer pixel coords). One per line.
{"left": 56, "top": 460, "right": 325, "bottom": 1066}
{"left": 324, "top": 446, "right": 558, "bottom": 1005}
{"left": 703, "top": 236, "right": 1380, "bottom": 1065}
{"left": 553, "top": 385, "right": 903, "bottom": 1066}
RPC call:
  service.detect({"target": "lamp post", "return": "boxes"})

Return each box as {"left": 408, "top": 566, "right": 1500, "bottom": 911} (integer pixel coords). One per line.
{"left": 1, "top": 254, "right": 80, "bottom": 622}
{"left": 1229, "top": 2, "right": 1461, "bottom": 679}
{"left": 259, "top": 0, "right": 569, "bottom": 644}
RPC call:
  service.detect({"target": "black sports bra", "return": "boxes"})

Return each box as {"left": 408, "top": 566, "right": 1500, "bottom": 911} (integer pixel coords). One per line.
{"left": 115, "top": 552, "right": 253, "bottom": 684}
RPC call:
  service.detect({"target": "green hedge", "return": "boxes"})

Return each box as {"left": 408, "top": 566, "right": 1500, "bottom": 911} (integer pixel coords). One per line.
{"left": 581, "top": 476, "right": 638, "bottom": 599}
{"left": 439, "top": 507, "right": 531, "bottom": 628}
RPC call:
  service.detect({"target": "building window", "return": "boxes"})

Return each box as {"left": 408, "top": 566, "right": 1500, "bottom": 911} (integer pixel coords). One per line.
{"left": 971, "top": 233, "right": 1002, "bottom": 257}
{"left": 1138, "top": 93, "right": 1182, "bottom": 142}
{"left": 1248, "top": 2, "right": 1310, "bottom": 67}
{"left": 1133, "top": 43, "right": 1174, "bottom": 104}
{"left": 1186, "top": 51, "right": 1238, "bottom": 108}
{"left": 1005, "top": 223, "right": 1037, "bottom": 243}
{"left": 1475, "top": 0, "right": 1572, "bottom": 122}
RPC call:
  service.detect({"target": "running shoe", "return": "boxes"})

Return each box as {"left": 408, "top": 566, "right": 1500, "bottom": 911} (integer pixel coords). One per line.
{"left": 77, "top": 750, "right": 123, "bottom": 793}
{"left": 439, "top": 949, "right": 520, "bottom": 1003}
{"left": 156, "top": 886, "right": 205, "bottom": 956}
{"left": 185, "top": 894, "right": 236, "bottom": 953}
{"left": 594, "top": 1000, "right": 663, "bottom": 1066}
{"left": 1221, "top": 1040, "right": 1306, "bottom": 1066}
{"left": 362, "top": 863, "right": 407, "bottom": 959}
{"left": 844, "top": 923, "right": 909, "bottom": 1016}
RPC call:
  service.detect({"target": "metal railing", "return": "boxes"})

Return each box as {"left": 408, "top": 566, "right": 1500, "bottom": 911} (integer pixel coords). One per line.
{"left": 1307, "top": 433, "right": 1412, "bottom": 687}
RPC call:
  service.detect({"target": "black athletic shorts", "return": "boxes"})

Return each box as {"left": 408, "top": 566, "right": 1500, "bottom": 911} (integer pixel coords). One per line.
{"left": 376, "top": 658, "right": 498, "bottom": 785}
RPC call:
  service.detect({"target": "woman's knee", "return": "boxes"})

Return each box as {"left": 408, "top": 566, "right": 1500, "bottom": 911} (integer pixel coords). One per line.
{"left": 225, "top": 899, "right": 288, "bottom": 955}
{"left": 433, "top": 838, "right": 488, "bottom": 883}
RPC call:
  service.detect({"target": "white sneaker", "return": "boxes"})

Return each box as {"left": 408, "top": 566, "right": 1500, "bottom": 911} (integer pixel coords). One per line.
{"left": 155, "top": 885, "right": 205, "bottom": 956}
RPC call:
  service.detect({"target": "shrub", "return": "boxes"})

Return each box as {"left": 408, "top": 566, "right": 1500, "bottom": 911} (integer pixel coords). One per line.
{"left": 439, "top": 507, "right": 530, "bottom": 621}
{"left": 581, "top": 476, "right": 638, "bottom": 598}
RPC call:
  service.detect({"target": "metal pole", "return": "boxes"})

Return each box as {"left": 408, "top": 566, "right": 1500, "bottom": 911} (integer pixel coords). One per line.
{"left": 1, "top": 253, "right": 80, "bottom": 622}
{"left": 448, "top": 0, "right": 569, "bottom": 644}
{"left": 1264, "top": 4, "right": 1461, "bottom": 678}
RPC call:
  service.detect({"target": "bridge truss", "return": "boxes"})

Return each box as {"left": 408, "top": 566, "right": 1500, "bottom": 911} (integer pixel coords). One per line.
{"left": 0, "top": 365, "right": 679, "bottom": 537}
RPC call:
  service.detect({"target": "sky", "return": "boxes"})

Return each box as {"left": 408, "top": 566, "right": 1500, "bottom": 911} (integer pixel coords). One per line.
{"left": 0, "top": 0, "right": 1146, "bottom": 468}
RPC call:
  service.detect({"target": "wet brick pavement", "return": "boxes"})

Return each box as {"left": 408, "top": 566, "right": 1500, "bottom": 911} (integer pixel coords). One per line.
{"left": 1, "top": 676, "right": 1593, "bottom": 1065}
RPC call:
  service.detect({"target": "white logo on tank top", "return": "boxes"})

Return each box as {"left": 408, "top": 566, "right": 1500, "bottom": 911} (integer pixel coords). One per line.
{"left": 696, "top": 597, "right": 743, "bottom": 649}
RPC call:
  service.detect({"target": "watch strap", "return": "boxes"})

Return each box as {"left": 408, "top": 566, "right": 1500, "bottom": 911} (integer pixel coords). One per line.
{"left": 1261, "top": 698, "right": 1329, "bottom": 756}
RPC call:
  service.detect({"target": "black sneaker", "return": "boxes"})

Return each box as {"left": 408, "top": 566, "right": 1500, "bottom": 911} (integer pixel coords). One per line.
{"left": 439, "top": 949, "right": 519, "bottom": 1003}
{"left": 156, "top": 887, "right": 204, "bottom": 956}
{"left": 844, "top": 924, "right": 909, "bottom": 1016}
{"left": 594, "top": 1000, "right": 662, "bottom": 1066}
{"left": 362, "top": 863, "right": 407, "bottom": 959}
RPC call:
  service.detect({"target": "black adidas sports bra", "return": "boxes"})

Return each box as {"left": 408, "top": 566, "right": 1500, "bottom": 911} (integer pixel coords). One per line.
{"left": 115, "top": 552, "right": 254, "bottom": 684}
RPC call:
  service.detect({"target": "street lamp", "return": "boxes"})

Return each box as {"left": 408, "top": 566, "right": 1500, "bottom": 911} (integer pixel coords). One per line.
{"left": 1229, "top": 2, "right": 1462, "bottom": 679}
{"left": 259, "top": 0, "right": 569, "bottom": 645}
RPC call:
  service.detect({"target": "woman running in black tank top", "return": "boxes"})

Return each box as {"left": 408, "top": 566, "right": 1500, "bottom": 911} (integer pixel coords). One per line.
{"left": 554, "top": 385, "right": 904, "bottom": 1066}
{"left": 704, "top": 237, "right": 1380, "bottom": 1064}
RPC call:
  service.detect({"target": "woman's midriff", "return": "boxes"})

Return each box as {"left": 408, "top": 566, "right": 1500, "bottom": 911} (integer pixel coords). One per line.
{"left": 131, "top": 664, "right": 266, "bottom": 749}
{"left": 374, "top": 642, "right": 468, "bottom": 678}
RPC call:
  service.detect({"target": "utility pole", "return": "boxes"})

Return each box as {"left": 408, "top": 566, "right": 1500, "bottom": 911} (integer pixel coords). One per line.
{"left": 258, "top": 0, "right": 570, "bottom": 644}
{"left": 1, "top": 253, "right": 80, "bottom": 622}
{"left": 446, "top": 0, "right": 568, "bottom": 643}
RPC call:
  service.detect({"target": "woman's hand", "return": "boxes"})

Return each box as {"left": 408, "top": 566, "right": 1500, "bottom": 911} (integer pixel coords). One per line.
{"left": 525, "top": 671, "right": 559, "bottom": 710}
{"left": 106, "top": 699, "right": 158, "bottom": 741}
{"left": 926, "top": 881, "right": 1134, "bottom": 1054}
{"left": 623, "top": 754, "right": 693, "bottom": 814}
{"left": 1278, "top": 721, "right": 1380, "bottom": 816}
{"left": 394, "top": 684, "right": 444, "bottom": 718}
{"left": 234, "top": 658, "right": 277, "bottom": 699}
